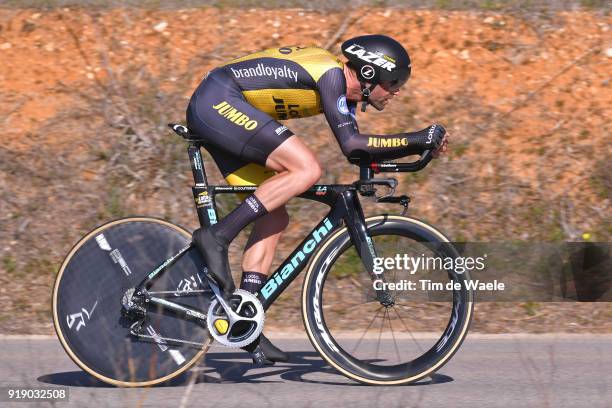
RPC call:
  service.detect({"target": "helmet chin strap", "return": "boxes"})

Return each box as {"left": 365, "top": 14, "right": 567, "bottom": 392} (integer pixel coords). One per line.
{"left": 360, "top": 81, "right": 377, "bottom": 112}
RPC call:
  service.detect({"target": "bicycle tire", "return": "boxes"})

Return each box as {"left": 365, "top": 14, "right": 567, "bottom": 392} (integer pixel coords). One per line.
{"left": 52, "top": 217, "right": 212, "bottom": 387}
{"left": 302, "top": 215, "right": 474, "bottom": 385}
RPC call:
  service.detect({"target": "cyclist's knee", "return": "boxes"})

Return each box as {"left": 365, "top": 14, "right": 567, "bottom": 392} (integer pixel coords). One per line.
{"left": 293, "top": 156, "right": 322, "bottom": 189}
{"left": 305, "top": 164, "right": 322, "bottom": 189}
{"left": 265, "top": 136, "right": 321, "bottom": 189}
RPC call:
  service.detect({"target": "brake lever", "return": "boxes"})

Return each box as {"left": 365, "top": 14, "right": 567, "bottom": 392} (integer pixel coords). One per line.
{"left": 375, "top": 181, "right": 397, "bottom": 200}
{"left": 377, "top": 194, "right": 410, "bottom": 216}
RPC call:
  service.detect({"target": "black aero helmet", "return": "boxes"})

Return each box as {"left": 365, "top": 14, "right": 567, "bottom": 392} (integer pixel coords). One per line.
{"left": 341, "top": 34, "right": 411, "bottom": 111}
{"left": 341, "top": 34, "right": 411, "bottom": 89}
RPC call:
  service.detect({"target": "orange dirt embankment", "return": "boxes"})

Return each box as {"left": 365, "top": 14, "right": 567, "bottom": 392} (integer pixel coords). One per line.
{"left": 0, "top": 8, "right": 610, "bottom": 334}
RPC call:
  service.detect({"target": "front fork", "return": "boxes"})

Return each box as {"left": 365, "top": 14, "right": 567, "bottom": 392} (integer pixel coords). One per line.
{"left": 341, "top": 191, "right": 394, "bottom": 306}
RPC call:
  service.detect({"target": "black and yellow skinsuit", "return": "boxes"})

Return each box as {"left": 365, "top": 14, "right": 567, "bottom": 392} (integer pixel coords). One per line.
{"left": 186, "top": 46, "right": 436, "bottom": 186}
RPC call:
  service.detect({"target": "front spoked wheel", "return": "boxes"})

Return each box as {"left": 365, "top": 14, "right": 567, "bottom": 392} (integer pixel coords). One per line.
{"left": 302, "top": 215, "right": 474, "bottom": 385}
{"left": 53, "top": 217, "right": 212, "bottom": 387}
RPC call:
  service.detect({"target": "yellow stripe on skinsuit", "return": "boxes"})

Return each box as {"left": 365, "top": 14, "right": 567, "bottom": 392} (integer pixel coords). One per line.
{"left": 222, "top": 46, "right": 343, "bottom": 83}
{"left": 226, "top": 163, "right": 276, "bottom": 186}
{"left": 241, "top": 89, "right": 321, "bottom": 120}
{"left": 225, "top": 163, "right": 276, "bottom": 201}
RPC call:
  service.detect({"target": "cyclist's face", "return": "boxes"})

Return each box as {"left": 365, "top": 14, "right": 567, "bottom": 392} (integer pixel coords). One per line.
{"left": 368, "top": 82, "right": 402, "bottom": 111}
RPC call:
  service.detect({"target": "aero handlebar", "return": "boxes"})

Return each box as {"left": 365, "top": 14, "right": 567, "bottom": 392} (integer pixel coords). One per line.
{"left": 369, "top": 150, "right": 434, "bottom": 173}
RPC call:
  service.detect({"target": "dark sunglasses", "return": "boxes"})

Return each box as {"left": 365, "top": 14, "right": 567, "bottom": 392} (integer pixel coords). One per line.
{"left": 380, "top": 78, "right": 406, "bottom": 92}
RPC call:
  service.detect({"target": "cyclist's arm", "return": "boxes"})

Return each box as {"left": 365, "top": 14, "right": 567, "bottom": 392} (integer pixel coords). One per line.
{"left": 317, "top": 68, "right": 444, "bottom": 162}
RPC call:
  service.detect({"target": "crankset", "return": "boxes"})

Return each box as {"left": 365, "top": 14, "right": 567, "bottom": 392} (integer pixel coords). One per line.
{"left": 206, "top": 289, "right": 264, "bottom": 348}
{"left": 122, "top": 275, "right": 264, "bottom": 349}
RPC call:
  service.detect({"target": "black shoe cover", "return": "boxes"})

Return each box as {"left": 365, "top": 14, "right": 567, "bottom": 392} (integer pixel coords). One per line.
{"left": 192, "top": 227, "right": 235, "bottom": 297}
{"left": 243, "top": 334, "right": 289, "bottom": 366}
{"left": 250, "top": 346, "right": 276, "bottom": 366}
{"left": 259, "top": 335, "right": 289, "bottom": 362}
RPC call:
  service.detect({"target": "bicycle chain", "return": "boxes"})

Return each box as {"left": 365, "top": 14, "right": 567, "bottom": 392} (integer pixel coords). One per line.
{"left": 129, "top": 321, "right": 208, "bottom": 349}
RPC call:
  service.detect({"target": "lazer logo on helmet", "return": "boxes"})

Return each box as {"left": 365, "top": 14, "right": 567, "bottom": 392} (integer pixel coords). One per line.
{"left": 260, "top": 218, "right": 333, "bottom": 299}
{"left": 212, "top": 101, "right": 258, "bottom": 130}
{"left": 360, "top": 65, "right": 375, "bottom": 80}
{"left": 344, "top": 44, "right": 396, "bottom": 71}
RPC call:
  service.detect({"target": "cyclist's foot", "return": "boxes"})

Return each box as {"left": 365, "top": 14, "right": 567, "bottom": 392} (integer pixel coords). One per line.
{"left": 192, "top": 227, "right": 235, "bottom": 298}
{"left": 243, "top": 335, "right": 289, "bottom": 366}
{"left": 258, "top": 335, "right": 289, "bottom": 363}
{"left": 249, "top": 346, "right": 275, "bottom": 366}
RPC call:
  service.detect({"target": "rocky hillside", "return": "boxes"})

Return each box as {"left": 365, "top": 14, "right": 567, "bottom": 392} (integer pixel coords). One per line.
{"left": 0, "top": 7, "right": 610, "bottom": 333}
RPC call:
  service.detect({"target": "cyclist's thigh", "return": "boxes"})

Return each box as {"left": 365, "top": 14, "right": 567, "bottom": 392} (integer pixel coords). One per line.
{"left": 264, "top": 134, "right": 320, "bottom": 172}
{"left": 186, "top": 69, "right": 294, "bottom": 167}
{"left": 206, "top": 144, "right": 276, "bottom": 187}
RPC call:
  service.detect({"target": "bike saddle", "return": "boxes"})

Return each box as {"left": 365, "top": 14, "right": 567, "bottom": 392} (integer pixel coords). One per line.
{"left": 168, "top": 123, "right": 203, "bottom": 143}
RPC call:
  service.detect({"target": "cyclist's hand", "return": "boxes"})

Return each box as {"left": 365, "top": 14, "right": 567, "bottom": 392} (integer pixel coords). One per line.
{"left": 432, "top": 131, "right": 449, "bottom": 158}
{"left": 427, "top": 124, "right": 447, "bottom": 158}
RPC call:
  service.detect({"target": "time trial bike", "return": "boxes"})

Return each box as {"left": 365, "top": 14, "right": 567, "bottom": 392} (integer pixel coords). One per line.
{"left": 52, "top": 123, "right": 473, "bottom": 386}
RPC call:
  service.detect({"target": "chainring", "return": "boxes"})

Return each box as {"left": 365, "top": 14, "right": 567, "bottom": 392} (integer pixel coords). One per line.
{"left": 206, "top": 289, "right": 264, "bottom": 348}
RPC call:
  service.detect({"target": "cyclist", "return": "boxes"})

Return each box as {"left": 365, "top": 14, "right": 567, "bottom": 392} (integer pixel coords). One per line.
{"left": 187, "top": 34, "right": 448, "bottom": 365}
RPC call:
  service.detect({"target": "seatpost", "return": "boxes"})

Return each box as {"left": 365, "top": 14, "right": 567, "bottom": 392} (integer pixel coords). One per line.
{"left": 188, "top": 143, "right": 207, "bottom": 185}
{"left": 188, "top": 143, "right": 218, "bottom": 227}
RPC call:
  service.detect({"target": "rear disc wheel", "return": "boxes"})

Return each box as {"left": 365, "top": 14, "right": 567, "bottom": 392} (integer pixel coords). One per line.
{"left": 53, "top": 217, "right": 212, "bottom": 387}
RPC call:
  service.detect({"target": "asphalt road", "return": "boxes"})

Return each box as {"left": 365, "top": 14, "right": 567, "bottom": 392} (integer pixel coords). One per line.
{"left": 0, "top": 333, "right": 610, "bottom": 408}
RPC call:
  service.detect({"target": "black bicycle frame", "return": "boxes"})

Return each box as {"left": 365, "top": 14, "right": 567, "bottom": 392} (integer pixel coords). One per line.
{"left": 188, "top": 143, "right": 388, "bottom": 309}
{"left": 133, "top": 142, "right": 392, "bottom": 318}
